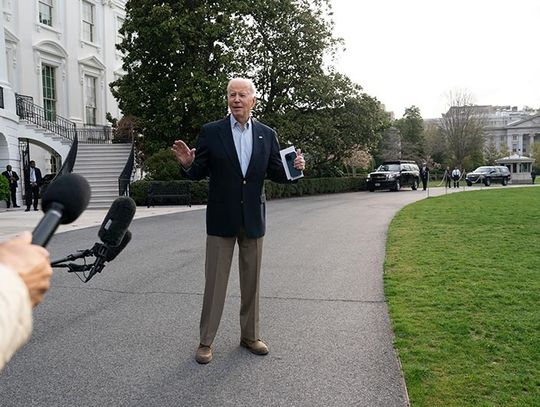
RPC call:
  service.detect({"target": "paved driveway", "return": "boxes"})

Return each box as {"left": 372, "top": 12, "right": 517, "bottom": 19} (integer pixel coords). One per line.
{"left": 0, "top": 188, "right": 457, "bottom": 406}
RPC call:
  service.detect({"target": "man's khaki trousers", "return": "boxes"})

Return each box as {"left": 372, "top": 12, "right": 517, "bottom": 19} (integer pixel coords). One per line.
{"left": 199, "top": 230, "right": 263, "bottom": 346}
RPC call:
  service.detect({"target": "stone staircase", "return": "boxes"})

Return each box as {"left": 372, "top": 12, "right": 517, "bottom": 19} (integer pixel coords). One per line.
{"left": 72, "top": 144, "right": 132, "bottom": 209}
{"left": 20, "top": 121, "right": 72, "bottom": 159}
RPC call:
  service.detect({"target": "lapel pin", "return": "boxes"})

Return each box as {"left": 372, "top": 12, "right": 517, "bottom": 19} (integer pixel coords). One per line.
{"left": 258, "top": 136, "right": 263, "bottom": 139}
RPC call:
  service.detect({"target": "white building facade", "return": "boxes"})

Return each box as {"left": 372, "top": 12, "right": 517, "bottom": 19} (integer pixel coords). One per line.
{"left": 0, "top": 0, "right": 126, "bottom": 205}
{"left": 482, "top": 106, "right": 540, "bottom": 156}
{"left": 443, "top": 105, "right": 540, "bottom": 157}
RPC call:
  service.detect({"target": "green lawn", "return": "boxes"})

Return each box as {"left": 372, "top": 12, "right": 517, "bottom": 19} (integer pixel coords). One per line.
{"left": 384, "top": 188, "right": 540, "bottom": 406}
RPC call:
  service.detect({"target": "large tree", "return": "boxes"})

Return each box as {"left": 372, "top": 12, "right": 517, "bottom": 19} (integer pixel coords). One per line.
{"left": 237, "top": 1, "right": 389, "bottom": 175}
{"left": 439, "top": 90, "right": 485, "bottom": 168}
{"left": 394, "top": 106, "right": 424, "bottom": 162}
{"left": 111, "top": 0, "right": 244, "bottom": 156}
{"left": 371, "top": 126, "right": 401, "bottom": 165}
{"left": 264, "top": 72, "right": 389, "bottom": 176}
{"left": 242, "top": 0, "right": 337, "bottom": 117}
{"left": 484, "top": 139, "right": 504, "bottom": 165}
{"left": 112, "top": 0, "right": 387, "bottom": 174}
{"left": 423, "top": 119, "right": 447, "bottom": 165}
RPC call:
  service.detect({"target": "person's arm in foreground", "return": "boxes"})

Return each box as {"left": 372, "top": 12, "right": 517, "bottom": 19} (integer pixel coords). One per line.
{"left": 0, "top": 232, "right": 52, "bottom": 370}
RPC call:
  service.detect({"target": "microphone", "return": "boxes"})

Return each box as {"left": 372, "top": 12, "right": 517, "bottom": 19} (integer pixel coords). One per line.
{"left": 85, "top": 196, "right": 135, "bottom": 282}
{"left": 98, "top": 197, "right": 136, "bottom": 247}
{"left": 85, "top": 230, "right": 132, "bottom": 282}
{"left": 32, "top": 173, "right": 91, "bottom": 246}
{"left": 106, "top": 230, "right": 132, "bottom": 262}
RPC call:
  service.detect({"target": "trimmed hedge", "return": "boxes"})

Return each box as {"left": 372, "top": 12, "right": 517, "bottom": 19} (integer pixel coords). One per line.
{"left": 129, "top": 176, "right": 366, "bottom": 206}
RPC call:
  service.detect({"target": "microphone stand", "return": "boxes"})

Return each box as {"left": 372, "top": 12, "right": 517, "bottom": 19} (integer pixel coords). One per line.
{"left": 50, "top": 243, "right": 108, "bottom": 282}
{"left": 84, "top": 244, "right": 107, "bottom": 283}
{"left": 53, "top": 262, "right": 93, "bottom": 273}
{"left": 50, "top": 247, "right": 95, "bottom": 266}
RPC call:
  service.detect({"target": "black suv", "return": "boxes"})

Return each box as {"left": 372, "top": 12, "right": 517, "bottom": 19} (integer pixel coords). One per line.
{"left": 465, "top": 166, "right": 511, "bottom": 186}
{"left": 366, "top": 160, "right": 420, "bottom": 192}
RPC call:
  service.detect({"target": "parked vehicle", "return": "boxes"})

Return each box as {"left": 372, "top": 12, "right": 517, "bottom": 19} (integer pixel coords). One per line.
{"left": 366, "top": 160, "right": 420, "bottom": 192}
{"left": 465, "top": 166, "right": 511, "bottom": 186}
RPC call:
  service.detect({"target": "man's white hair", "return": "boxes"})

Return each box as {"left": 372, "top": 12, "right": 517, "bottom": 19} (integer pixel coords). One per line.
{"left": 227, "top": 78, "right": 256, "bottom": 96}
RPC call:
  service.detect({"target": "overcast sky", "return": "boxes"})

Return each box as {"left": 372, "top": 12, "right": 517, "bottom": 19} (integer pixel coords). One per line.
{"left": 329, "top": 0, "right": 540, "bottom": 119}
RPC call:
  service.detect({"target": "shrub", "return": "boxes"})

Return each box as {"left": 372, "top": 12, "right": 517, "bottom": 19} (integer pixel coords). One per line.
{"left": 0, "top": 175, "right": 9, "bottom": 202}
{"left": 129, "top": 179, "right": 209, "bottom": 205}
{"left": 129, "top": 180, "right": 150, "bottom": 206}
{"left": 144, "top": 149, "right": 184, "bottom": 181}
{"left": 129, "top": 176, "right": 366, "bottom": 206}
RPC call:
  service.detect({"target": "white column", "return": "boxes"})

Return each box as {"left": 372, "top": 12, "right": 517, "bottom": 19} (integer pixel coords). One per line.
{"left": 0, "top": 14, "right": 16, "bottom": 112}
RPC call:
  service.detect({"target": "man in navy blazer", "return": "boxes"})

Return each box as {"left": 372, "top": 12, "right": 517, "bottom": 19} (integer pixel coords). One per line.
{"left": 172, "top": 78, "right": 305, "bottom": 364}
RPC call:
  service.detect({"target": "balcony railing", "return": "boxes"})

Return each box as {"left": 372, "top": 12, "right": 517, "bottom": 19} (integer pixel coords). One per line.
{"left": 15, "top": 94, "right": 112, "bottom": 144}
{"left": 77, "top": 125, "right": 112, "bottom": 143}
{"left": 16, "top": 94, "right": 76, "bottom": 141}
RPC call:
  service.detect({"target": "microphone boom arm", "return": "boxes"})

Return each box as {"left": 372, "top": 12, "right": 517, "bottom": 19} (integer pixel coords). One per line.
{"left": 50, "top": 247, "right": 95, "bottom": 266}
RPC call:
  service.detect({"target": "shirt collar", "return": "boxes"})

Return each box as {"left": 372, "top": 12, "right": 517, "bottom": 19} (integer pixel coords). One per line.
{"left": 230, "top": 114, "right": 251, "bottom": 130}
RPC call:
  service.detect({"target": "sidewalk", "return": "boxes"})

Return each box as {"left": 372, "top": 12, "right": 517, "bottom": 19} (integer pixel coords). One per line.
{"left": 0, "top": 204, "right": 206, "bottom": 241}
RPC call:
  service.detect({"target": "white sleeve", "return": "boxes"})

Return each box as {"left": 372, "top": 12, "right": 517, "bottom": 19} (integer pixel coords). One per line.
{"left": 0, "top": 264, "right": 33, "bottom": 371}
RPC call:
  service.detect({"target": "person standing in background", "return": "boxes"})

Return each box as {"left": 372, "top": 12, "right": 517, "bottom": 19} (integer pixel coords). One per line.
{"left": 452, "top": 166, "right": 461, "bottom": 188}
{"left": 420, "top": 163, "right": 429, "bottom": 191}
{"left": 25, "top": 161, "right": 42, "bottom": 212}
{"left": 443, "top": 166, "right": 452, "bottom": 188}
{"left": 2, "top": 165, "right": 20, "bottom": 208}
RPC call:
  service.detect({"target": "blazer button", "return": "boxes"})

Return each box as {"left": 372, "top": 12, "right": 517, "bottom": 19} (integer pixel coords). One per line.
{"left": 240, "top": 200, "right": 244, "bottom": 204}
{"left": 243, "top": 180, "right": 247, "bottom": 185}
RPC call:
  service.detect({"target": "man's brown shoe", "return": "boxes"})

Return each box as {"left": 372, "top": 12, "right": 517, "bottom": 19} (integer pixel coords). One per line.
{"left": 240, "top": 338, "right": 269, "bottom": 355}
{"left": 195, "top": 344, "right": 212, "bottom": 364}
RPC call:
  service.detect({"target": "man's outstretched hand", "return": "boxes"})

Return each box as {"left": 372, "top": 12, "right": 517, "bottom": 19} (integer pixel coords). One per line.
{"left": 171, "top": 140, "right": 195, "bottom": 169}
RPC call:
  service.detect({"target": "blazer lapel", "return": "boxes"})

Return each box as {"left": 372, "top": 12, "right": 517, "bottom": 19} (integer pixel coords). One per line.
{"left": 218, "top": 116, "right": 243, "bottom": 176}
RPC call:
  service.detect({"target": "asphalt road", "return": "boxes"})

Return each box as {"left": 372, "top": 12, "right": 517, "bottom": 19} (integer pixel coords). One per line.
{"left": 0, "top": 189, "right": 448, "bottom": 406}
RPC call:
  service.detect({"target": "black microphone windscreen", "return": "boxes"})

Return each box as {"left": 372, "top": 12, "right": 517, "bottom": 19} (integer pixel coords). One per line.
{"left": 98, "top": 197, "right": 136, "bottom": 247}
{"left": 105, "top": 230, "right": 132, "bottom": 262}
{"left": 41, "top": 173, "right": 91, "bottom": 224}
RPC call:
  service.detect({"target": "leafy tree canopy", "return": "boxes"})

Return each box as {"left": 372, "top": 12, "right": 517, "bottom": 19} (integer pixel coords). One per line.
{"left": 112, "top": 0, "right": 388, "bottom": 175}
{"left": 112, "top": 0, "right": 244, "bottom": 153}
